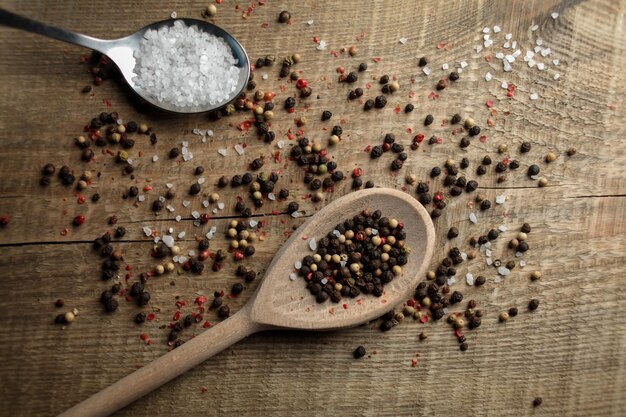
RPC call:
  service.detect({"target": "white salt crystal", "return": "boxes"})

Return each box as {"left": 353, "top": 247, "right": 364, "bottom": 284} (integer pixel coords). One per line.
{"left": 177, "top": 231, "right": 186, "bottom": 239}
{"left": 469, "top": 212, "right": 478, "bottom": 224}
{"left": 531, "top": 24, "right": 539, "bottom": 31}
{"left": 295, "top": 261, "right": 302, "bottom": 269}
{"left": 495, "top": 52, "right": 505, "bottom": 60}
{"left": 142, "top": 227, "right": 152, "bottom": 236}
{"left": 501, "top": 81, "right": 509, "bottom": 89}
{"left": 534, "top": 45, "right": 542, "bottom": 53}
{"left": 537, "top": 62, "right": 545, "bottom": 71}
{"left": 541, "top": 47, "right": 551, "bottom": 57}
{"left": 484, "top": 39, "right": 493, "bottom": 48}
{"left": 498, "top": 267, "right": 511, "bottom": 276}
{"left": 505, "top": 33, "right": 512, "bottom": 40}
{"left": 495, "top": 195, "right": 506, "bottom": 204}
{"left": 530, "top": 93, "right": 539, "bottom": 100}
{"left": 399, "top": 37, "right": 408, "bottom": 45}
{"left": 513, "top": 49, "right": 522, "bottom": 58}
{"left": 218, "top": 148, "right": 228, "bottom": 156}
{"left": 536, "top": 38, "right": 543, "bottom": 46}
{"left": 511, "top": 41, "right": 517, "bottom": 49}
{"left": 197, "top": 177, "right": 205, "bottom": 185}
{"left": 249, "top": 220, "right": 258, "bottom": 227}
{"left": 168, "top": 227, "right": 174, "bottom": 234}
{"left": 321, "top": 278, "right": 328, "bottom": 285}
{"left": 175, "top": 215, "right": 182, "bottom": 222}
{"left": 307, "top": 20, "right": 314, "bottom": 25}
{"left": 333, "top": 230, "right": 341, "bottom": 237}
{"left": 551, "top": 12, "right": 559, "bottom": 19}
{"left": 309, "top": 238, "right": 317, "bottom": 251}
{"left": 291, "top": 211, "right": 303, "bottom": 218}
{"left": 553, "top": 59, "right": 560, "bottom": 66}
{"left": 485, "top": 72, "right": 493, "bottom": 81}
{"left": 466, "top": 273, "right": 474, "bottom": 286}
{"left": 277, "top": 140, "right": 285, "bottom": 149}
{"left": 159, "top": 196, "right": 166, "bottom": 203}
{"left": 262, "top": 73, "right": 268, "bottom": 80}
{"left": 443, "top": 307, "right": 449, "bottom": 314}
{"left": 153, "top": 236, "right": 160, "bottom": 243}
{"left": 460, "top": 61, "right": 468, "bottom": 68}
{"left": 457, "top": 68, "right": 463, "bottom": 74}
{"left": 188, "top": 250, "right": 196, "bottom": 257}
{"left": 528, "top": 59, "right": 536, "bottom": 68}
{"left": 183, "top": 152, "right": 193, "bottom": 161}
{"left": 202, "top": 200, "right": 209, "bottom": 208}
{"left": 461, "top": 252, "right": 468, "bottom": 261}
{"left": 485, "top": 241, "right": 492, "bottom": 249}
{"left": 447, "top": 277, "right": 456, "bottom": 286}
{"left": 505, "top": 54, "right": 515, "bottom": 63}
{"left": 554, "top": 73, "right": 560, "bottom": 80}
{"left": 475, "top": 45, "right": 483, "bottom": 53}
{"left": 486, "top": 249, "right": 492, "bottom": 258}
{"left": 166, "top": 205, "right": 175, "bottom": 212}
{"left": 126, "top": 158, "right": 133, "bottom": 165}
{"left": 212, "top": 208, "right": 218, "bottom": 214}
{"left": 442, "top": 63, "right": 449, "bottom": 70}
{"left": 516, "top": 251, "right": 523, "bottom": 257}
{"left": 498, "top": 225, "right": 508, "bottom": 232}
{"left": 316, "top": 40, "right": 327, "bottom": 50}
{"left": 178, "top": 256, "right": 187, "bottom": 264}
{"left": 371, "top": 228, "right": 378, "bottom": 235}
{"left": 267, "top": 192, "right": 276, "bottom": 201}
{"left": 289, "top": 273, "right": 297, "bottom": 281}
{"left": 152, "top": 155, "right": 159, "bottom": 162}
{"left": 503, "top": 61, "right": 512, "bottom": 72}
{"left": 520, "top": 260, "right": 526, "bottom": 267}
{"left": 493, "top": 25, "right": 501, "bottom": 33}
{"left": 484, "top": 34, "right": 490, "bottom": 41}
{"left": 486, "top": 258, "right": 493, "bottom": 266}
{"left": 483, "top": 26, "right": 490, "bottom": 33}
{"left": 173, "top": 256, "right": 179, "bottom": 263}
{"left": 422, "top": 67, "right": 431, "bottom": 76}
{"left": 170, "top": 11, "right": 177, "bottom": 18}
{"left": 191, "top": 211, "right": 200, "bottom": 219}
{"left": 133, "top": 20, "right": 241, "bottom": 110}
{"left": 494, "top": 276, "right": 502, "bottom": 283}
{"left": 234, "top": 144, "right": 245, "bottom": 155}
{"left": 182, "top": 200, "right": 190, "bottom": 207}
{"left": 162, "top": 235, "right": 175, "bottom": 247}
{"left": 503, "top": 41, "right": 511, "bottom": 49}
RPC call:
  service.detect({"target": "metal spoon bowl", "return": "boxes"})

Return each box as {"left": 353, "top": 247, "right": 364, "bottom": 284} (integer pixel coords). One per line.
{"left": 0, "top": 9, "right": 250, "bottom": 114}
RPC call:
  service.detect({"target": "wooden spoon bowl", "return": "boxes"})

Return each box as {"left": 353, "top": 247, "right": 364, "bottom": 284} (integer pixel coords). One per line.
{"left": 60, "top": 188, "right": 435, "bottom": 417}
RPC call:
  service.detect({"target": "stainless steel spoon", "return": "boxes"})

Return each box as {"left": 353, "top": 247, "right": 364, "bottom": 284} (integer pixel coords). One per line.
{"left": 0, "top": 8, "right": 250, "bottom": 114}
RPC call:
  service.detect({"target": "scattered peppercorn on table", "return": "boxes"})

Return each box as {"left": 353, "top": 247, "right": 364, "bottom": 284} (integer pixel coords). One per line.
{"left": 0, "top": 1, "right": 625, "bottom": 416}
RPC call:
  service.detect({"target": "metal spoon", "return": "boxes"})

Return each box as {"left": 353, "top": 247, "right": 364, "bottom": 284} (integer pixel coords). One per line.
{"left": 0, "top": 8, "right": 250, "bottom": 114}
{"left": 58, "top": 188, "right": 435, "bottom": 417}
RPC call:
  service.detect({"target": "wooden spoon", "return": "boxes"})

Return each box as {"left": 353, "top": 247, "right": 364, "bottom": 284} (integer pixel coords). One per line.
{"left": 59, "top": 188, "right": 435, "bottom": 417}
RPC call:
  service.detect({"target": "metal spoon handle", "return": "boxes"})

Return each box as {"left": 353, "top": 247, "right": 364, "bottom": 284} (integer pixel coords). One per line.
{"left": 0, "top": 8, "right": 108, "bottom": 53}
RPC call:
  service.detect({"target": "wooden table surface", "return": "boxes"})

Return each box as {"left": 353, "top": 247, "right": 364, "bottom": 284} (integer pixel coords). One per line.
{"left": 1, "top": 0, "right": 625, "bottom": 416}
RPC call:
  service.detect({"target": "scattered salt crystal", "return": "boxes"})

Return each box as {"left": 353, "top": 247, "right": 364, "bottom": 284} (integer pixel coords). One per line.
{"left": 175, "top": 215, "right": 182, "bottom": 222}
{"left": 277, "top": 140, "right": 285, "bottom": 149}
{"left": 182, "top": 200, "right": 190, "bottom": 208}
{"left": 291, "top": 211, "right": 303, "bottom": 218}
{"left": 541, "top": 47, "right": 551, "bottom": 57}
{"left": 154, "top": 236, "right": 160, "bottom": 243}
{"left": 188, "top": 250, "right": 196, "bottom": 257}
{"left": 371, "top": 228, "right": 378, "bottom": 235}
{"left": 316, "top": 40, "right": 327, "bottom": 50}
{"left": 170, "top": 11, "right": 177, "bottom": 18}
{"left": 512, "top": 41, "right": 517, "bottom": 49}
{"left": 182, "top": 152, "right": 193, "bottom": 161}
{"left": 484, "top": 38, "right": 493, "bottom": 48}
{"left": 166, "top": 205, "right": 175, "bottom": 212}
{"left": 505, "top": 33, "right": 512, "bottom": 40}
{"left": 249, "top": 220, "right": 258, "bottom": 227}
{"left": 475, "top": 45, "right": 483, "bottom": 53}
{"left": 217, "top": 202, "right": 225, "bottom": 210}
{"left": 212, "top": 208, "right": 218, "bottom": 214}
{"left": 534, "top": 45, "right": 542, "bottom": 53}
{"left": 480, "top": 244, "right": 487, "bottom": 253}
{"left": 206, "top": 227, "right": 217, "bottom": 239}
{"left": 494, "top": 276, "right": 502, "bottom": 283}
{"left": 498, "top": 225, "right": 508, "bottom": 232}
{"left": 191, "top": 211, "right": 200, "bottom": 219}
{"left": 422, "top": 67, "right": 431, "bottom": 76}
{"left": 483, "top": 34, "right": 490, "bottom": 41}
{"left": 340, "top": 261, "right": 347, "bottom": 268}
{"left": 178, "top": 256, "right": 188, "bottom": 264}
{"left": 483, "top": 26, "right": 490, "bottom": 33}
{"left": 495, "top": 52, "right": 505, "bottom": 60}
{"left": 485, "top": 72, "right": 493, "bottom": 81}
{"left": 503, "top": 41, "right": 511, "bottom": 49}
{"left": 530, "top": 93, "right": 539, "bottom": 100}
{"left": 399, "top": 37, "right": 408, "bottom": 45}
{"left": 485, "top": 242, "right": 492, "bottom": 248}
{"left": 197, "top": 177, "right": 205, "bottom": 185}
{"left": 516, "top": 251, "right": 523, "bottom": 257}
{"left": 159, "top": 196, "right": 166, "bottom": 203}
{"left": 307, "top": 20, "right": 314, "bottom": 25}
{"left": 447, "top": 277, "right": 456, "bottom": 286}
{"left": 466, "top": 273, "right": 474, "bottom": 286}
{"left": 173, "top": 256, "right": 179, "bottom": 262}
{"left": 192, "top": 128, "right": 201, "bottom": 135}
{"left": 289, "top": 273, "right": 297, "bottom": 281}
{"left": 126, "top": 158, "right": 133, "bottom": 165}
{"left": 142, "top": 227, "right": 152, "bottom": 236}
{"left": 503, "top": 61, "right": 512, "bottom": 72}
{"left": 116, "top": 118, "right": 123, "bottom": 125}
{"left": 495, "top": 195, "right": 506, "bottom": 205}
{"left": 295, "top": 261, "right": 302, "bottom": 269}
{"left": 486, "top": 258, "right": 493, "bottom": 266}
{"left": 554, "top": 73, "right": 560, "bottom": 80}
{"left": 218, "top": 148, "right": 228, "bottom": 156}
{"left": 501, "top": 81, "right": 509, "bottom": 89}
{"left": 320, "top": 277, "right": 329, "bottom": 285}
{"left": 493, "top": 25, "right": 501, "bottom": 33}
{"left": 513, "top": 49, "right": 522, "bottom": 58}
{"left": 457, "top": 68, "right": 463, "bottom": 74}
{"left": 309, "top": 238, "right": 317, "bottom": 251}
{"left": 168, "top": 227, "right": 174, "bottom": 234}
{"left": 469, "top": 212, "right": 478, "bottom": 224}
{"left": 234, "top": 144, "right": 245, "bottom": 155}
{"left": 333, "top": 230, "right": 341, "bottom": 237}
{"left": 443, "top": 307, "right": 449, "bottom": 314}
{"left": 551, "top": 12, "right": 559, "bottom": 19}
{"left": 531, "top": 24, "right": 539, "bottom": 31}
{"left": 486, "top": 249, "right": 492, "bottom": 258}
{"left": 206, "top": 130, "right": 213, "bottom": 137}
{"left": 262, "top": 73, "right": 269, "bottom": 80}
{"left": 138, "top": 195, "right": 146, "bottom": 202}
{"left": 537, "top": 62, "right": 545, "bottom": 71}
{"left": 461, "top": 252, "right": 468, "bottom": 261}
{"left": 202, "top": 200, "right": 209, "bottom": 208}
{"left": 536, "top": 38, "right": 543, "bottom": 46}
{"left": 498, "top": 267, "right": 511, "bottom": 276}
{"left": 528, "top": 59, "right": 536, "bottom": 68}
{"left": 442, "top": 63, "right": 449, "bottom": 70}
{"left": 152, "top": 155, "right": 159, "bottom": 162}
{"left": 162, "top": 235, "right": 175, "bottom": 247}
{"left": 553, "top": 59, "right": 560, "bottom": 66}
{"left": 267, "top": 192, "right": 276, "bottom": 201}
{"left": 177, "top": 231, "right": 186, "bottom": 239}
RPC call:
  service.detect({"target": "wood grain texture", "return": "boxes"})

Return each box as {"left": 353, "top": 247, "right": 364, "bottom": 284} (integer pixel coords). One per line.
{"left": 0, "top": 0, "right": 625, "bottom": 416}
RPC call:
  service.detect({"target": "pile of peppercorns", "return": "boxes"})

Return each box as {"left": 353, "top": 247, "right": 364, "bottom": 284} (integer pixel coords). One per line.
{"left": 297, "top": 209, "right": 408, "bottom": 303}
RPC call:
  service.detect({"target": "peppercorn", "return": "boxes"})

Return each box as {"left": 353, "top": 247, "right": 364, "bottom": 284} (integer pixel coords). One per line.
{"left": 567, "top": 147, "right": 577, "bottom": 156}
{"left": 353, "top": 345, "right": 366, "bottom": 359}
{"left": 365, "top": 180, "right": 375, "bottom": 188}
{"left": 105, "top": 298, "right": 118, "bottom": 313}
{"left": 533, "top": 397, "right": 543, "bottom": 407}
{"left": 475, "top": 276, "right": 486, "bottom": 286}
{"left": 40, "top": 177, "right": 51, "bottom": 186}
{"left": 424, "top": 114, "right": 434, "bottom": 126}
{"left": 468, "top": 125, "right": 481, "bottom": 136}
{"left": 391, "top": 159, "right": 404, "bottom": 170}
{"left": 152, "top": 200, "right": 163, "bottom": 212}
{"left": 278, "top": 10, "right": 291, "bottom": 22}
{"left": 520, "top": 141, "right": 532, "bottom": 153}
{"left": 508, "top": 307, "right": 518, "bottom": 317}
{"left": 370, "top": 145, "right": 383, "bottom": 158}
{"left": 499, "top": 311, "right": 510, "bottom": 322}
{"left": 418, "top": 56, "right": 428, "bottom": 67}
{"left": 509, "top": 160, "right": 520, "bottom": 170}
{"left": 480, "top": 200, "right": 491, "bottom": 210}
{"left": 527, "top": 164, "right": 540, "bottom": 177}
{"left": 449, "top": 71, "right": 460, "bottom": 81}
{"left": 529, "top": 299, "right": 540, "bottom": 311}
{"left": 363, "top": 99, "right": 374, "bottom": 111}
{"left": 331, "top": 125, "right": 343, "bottom": 136}
{"left": 436, "top": 79, "right": 447, "bottom": 90}
{"left": 450, "top": 291, "right": 463, "bottom": 304}
{"left": 345, "top": 72, "right": 358, "bottom": 83}
{"left": 250, "top": 158, "right": 264, "bottom": 171}
{"left": 374, "top": 95, "right": 387, "bottom": 108}
{"left": 379, "top": 74, "right": 389, "bottom": 84}
{"left": 135, "top": 312, "right": 146, "bottom": 324}
{"left": 320, "top": 110, "right": 333, "bottom": 121}
{"left": 404, "top": 103, "right": 414, "bottom": 113}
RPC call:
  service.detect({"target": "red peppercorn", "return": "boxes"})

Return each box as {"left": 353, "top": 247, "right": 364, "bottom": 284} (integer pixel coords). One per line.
{"left": 352, "top": 168, "right": 363, "bottom": 178}
{"left": 414, "top": 134, "right": 425, "bottom": 143}
{"left": 200, "top": 213, "right": 210, "bottom": 224}
{"left": 295, "top": 79, "right": 308, "bottom": 89}
{"left": 73, "top": 215, "right": 86, "bottom": 226}
{"left": 0, "top": 216, "right": 10, "bottom": 227}
{"left": 198, "top": 250, "right": 210, "bottom": 261}
{"left": 233, "top": 251, "right": 245, "bottom": 261}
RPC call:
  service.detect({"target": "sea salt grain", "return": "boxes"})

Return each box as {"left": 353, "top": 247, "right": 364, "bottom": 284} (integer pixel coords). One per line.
{"left": 551, "top": 12, "right": 560, "bottom": 19}
{"left": 469, "top": 212, "right": 478, "bottom": 224}
{"left": 133, "top": 20, "right": 241, "bottom": 109}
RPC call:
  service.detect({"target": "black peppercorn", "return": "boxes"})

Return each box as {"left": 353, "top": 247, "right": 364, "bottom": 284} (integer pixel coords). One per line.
{"left": 528, "top": 299, "right": 540, "bottom": 311}
{"left": 321, "top": 110, "right": 332, "bottom": 121}
{"left": 189, "top": 183, "right": 201, "bottom": 195}
{"left": 475, "top": 276, "right": 486, "bottom": 286}
{"left": 152, "top": 200, "right": 163, "bottom": 212}
{"left": 418, "top": 56, "right": 428, "bottom": 67}
{"left": 40, "top": 177, "right": 51, "bottom": 186}
{"left": 480, "top": 200, "right": 491, "bottom": 210}
{"left": 521, "top": 223, "right": 532, "bottom": 233}
{"left": 363, "top": 99, "right": 374, "bottom": 111}
{"left": 416, "top": 182, "right": 429, "bottom": 194}
{"left": 365, "top": 180, "right": 375, "bottom": 188}
{"left": 447, "top": 227, "right": 459, "bottom": 239}
{"left": 450, "top": 291, "right": 463, "bottom": 303}
{"left": 517, "top": 241, "right": 529, "bottom": 252}
{"left": 528, "top": 164, "right": 540, "bottom": 177}
{"left": 460, "top": 342, "right": 468, "bottom": 351}
{"left": 231, "top": 283, "right": 244, "bottom": 295}
{"left": 509, "top": 160, "right": 520, "bottom": 170}
{"left": 449, "top": 71, "right": 460, "bottom": 81}
{"left": 105, "top": 298, "right": 119, "bottom": 313}
{"left": 380, "top": 320, "right": 394, "bottom": 331}
{"left": 476, "top": 165, "right": 487, "bottom": 176}
{"left": 508, "top": 307, "right": 518, "bottom": 317}
{"left": 424, "top": 114, "right": 434, "bottom": 126}
{"left": 331, "top": 125, "right": 343, "bottom": 136}
{"left": 370, "top": 145, "right": 383, "bottom": 158}
{"left": 404, "top": 103, "right": 414, "bottom": 113}
{"left": 284, "top": 96, "right": 296, "bottom": 109}
{"left": 460, "top": 137, "right": 470, "bottom": 148}
{"left": 374, "top": 95, "right": 387, "bottom": 108}
{"left": 169, "top": 147, "right": 179, "bottom": 159}
{"left": 345, "top": 72, "right": 358, "bottom": 83}
{"left": 278, "top": 10, "right": 291, "bottom": 23}
{"left": 520, "top": 141, "right": 532, "bottom": 153}
{"left": 469, "top": 125, "right": 481, "bottom": 136}
{"left": 533, "top": 397, "right": 543, "bottom": 407}
{"left": 353, "top": 345, "right": 366, "bottom": 359}
{"left": 287, "top": 202, "right": 299, "bottom": 213}
{"left": 391, "top": 159, "right": 404, "bottom": 171}
{"left": 430, "top": 167, "right": 442, "bottom": 177}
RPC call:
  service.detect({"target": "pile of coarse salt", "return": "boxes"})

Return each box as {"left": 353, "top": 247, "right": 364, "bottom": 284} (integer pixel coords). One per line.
{"left": 133, "top": 20, "right": 241, "bottom": 109}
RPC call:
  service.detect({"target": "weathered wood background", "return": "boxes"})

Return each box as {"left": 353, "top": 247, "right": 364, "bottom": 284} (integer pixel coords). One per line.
{"left": 0, "top": 0, "right": 624, "bottom": 416}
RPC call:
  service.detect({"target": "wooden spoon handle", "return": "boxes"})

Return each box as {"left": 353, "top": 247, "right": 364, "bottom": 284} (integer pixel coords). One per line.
{"left": 59, "top": 306, "right": 264, "bottom": 417}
